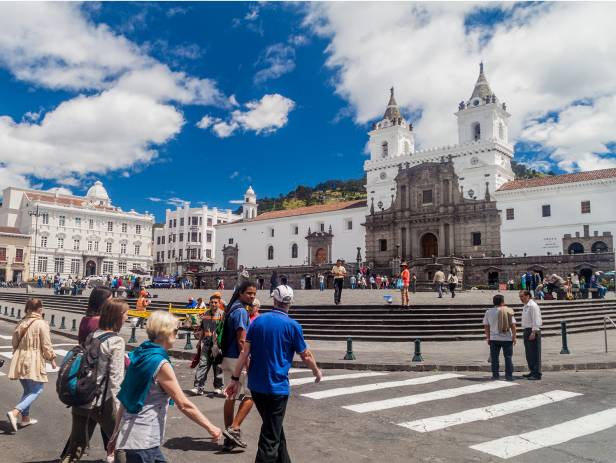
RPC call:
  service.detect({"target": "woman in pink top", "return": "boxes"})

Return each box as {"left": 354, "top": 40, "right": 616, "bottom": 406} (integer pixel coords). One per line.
{"left": 78, "top": 287, "right": 113, "bottom": 346}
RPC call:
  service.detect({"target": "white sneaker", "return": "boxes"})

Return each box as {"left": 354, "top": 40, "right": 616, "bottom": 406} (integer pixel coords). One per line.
{"left": 214, "top": 387, "right": 225, "bottom": 397}
{"left": 189, "top": 387, "right": 199, "bottom": 395}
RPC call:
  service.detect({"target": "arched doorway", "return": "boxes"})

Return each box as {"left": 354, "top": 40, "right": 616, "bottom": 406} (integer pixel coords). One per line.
{"left": 591, "top": 241, "right": 608, "bottom": 253}
{"left": 488, "top": 271, "right": 499, "bottom": 288}
{"left": 421, "top": 233, "right": 438, "bottom": 258}
{"left": 315, "top": 248, "right": 327, "bottom": 264}
{"left": 568, "top": 242, "right": 584, "bottom": 254}
{"left": 86, "top": 260, "right": 96, "bottom": 276}
{"left": 579, "top": 268, "right": 593, "bottom": 285}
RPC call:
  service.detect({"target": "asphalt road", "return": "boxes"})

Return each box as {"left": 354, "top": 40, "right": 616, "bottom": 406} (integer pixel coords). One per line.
{"left": 1, "top": 321, "right": 615, "bottom": 463}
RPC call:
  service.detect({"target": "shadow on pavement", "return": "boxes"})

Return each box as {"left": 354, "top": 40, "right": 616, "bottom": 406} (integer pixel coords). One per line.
{"left": 164, "top": 436, "right": 223, "bottom": 452}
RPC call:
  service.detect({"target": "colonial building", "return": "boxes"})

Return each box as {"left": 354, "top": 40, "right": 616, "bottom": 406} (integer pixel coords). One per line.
{"left": 152, "top": 202, "right": 239, "bottom": 276}
{"left": 0, "top": 226, "right": 30, "bottom": 283}
{"left": 215, "top": 187, "right": 366, "bottom": 270}
{"left": 0, "top": 181, "right": 154, "bottom": 279}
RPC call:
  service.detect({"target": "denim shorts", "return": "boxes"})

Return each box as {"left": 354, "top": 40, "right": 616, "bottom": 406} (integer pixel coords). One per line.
{"left": 115, "top": 447, "right": 167, "bottom": 463}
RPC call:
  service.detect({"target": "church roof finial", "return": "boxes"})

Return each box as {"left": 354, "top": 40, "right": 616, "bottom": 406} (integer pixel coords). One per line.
{"left": 470, "top": 62, "right": 494, "bottom": 102}
{"left": 479, "top": 61, "right": 484, "bottom": 74}
{"left": 383, "top": 86, "right": 402, "bottom": 121}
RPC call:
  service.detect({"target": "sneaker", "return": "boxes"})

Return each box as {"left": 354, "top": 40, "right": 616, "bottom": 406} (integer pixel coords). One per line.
{"left": 527, "top": 375, "right": 542, "bottom": 381}
{"left": 213, "top": 387, "right": 225, "bottom": 397}
{"left": 222, "top": 437, "right": 235, "bottom": 452}
{"left": 223, "top": 427, "right": 247, "bottom": 448}
{"left": 6, "top": 411, "right": 18, "bottom": 433}
{"left": 190, "top": 387, "right": 204, "bottom": 396}
{"left": 522, "top": 373, "right": 533, "bottom": 378}
{"left": 505, "top": 377, "right": 514, "bottom": 382}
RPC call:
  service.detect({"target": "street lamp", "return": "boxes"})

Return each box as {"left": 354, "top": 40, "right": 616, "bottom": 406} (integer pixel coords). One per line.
{"left": 28, "top": 205, "right": 42, "bottom": 280}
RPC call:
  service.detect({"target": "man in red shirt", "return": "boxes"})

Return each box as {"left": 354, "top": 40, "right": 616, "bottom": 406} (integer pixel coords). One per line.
{"left": 400, "top": 262, "right": 411, "bottom": 308}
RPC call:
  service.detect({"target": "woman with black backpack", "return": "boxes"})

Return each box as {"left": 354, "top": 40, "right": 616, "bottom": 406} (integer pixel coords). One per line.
{"left": 61, "top": 299, "right": 128, "bottom": 463}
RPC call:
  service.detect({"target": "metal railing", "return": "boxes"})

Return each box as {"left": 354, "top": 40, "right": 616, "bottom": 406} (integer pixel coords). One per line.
{"left": 604, "top": 317, "right": 616, "bottom": 353}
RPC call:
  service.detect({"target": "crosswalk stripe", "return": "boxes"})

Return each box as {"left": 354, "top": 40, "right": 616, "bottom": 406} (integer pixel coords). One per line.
{"left": 0, "top": 352, "right": 12, "bottom": 359}
{"left": 290, "top": 372, "right": 387, "bottom": 387}
{"left": 470, "top": 407, "right": 616, "bottom": 459}
{"left": 0, "top": 372, "right": 5, "bottom": 376}
{"left": 289, "top": 368, "right": 311, "bottom": 374}
{"left": 302, "top": 373, "right": 464, "bottom": 400}
{"left": 0, "top": 335, "right": 12, "bottom": 340}
{"left": 343, "top": 381, "right": 517, "bottom": 413}
{"left": 1, "top": 349, "right": 68, "bottom": 373}
{"left": 398, "top": 390, "right": 582, "bottom": 432}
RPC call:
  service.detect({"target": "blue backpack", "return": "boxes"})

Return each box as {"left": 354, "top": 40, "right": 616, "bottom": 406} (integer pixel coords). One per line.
{"left": 56, "top": 332, "right": 116, "bottom": 407}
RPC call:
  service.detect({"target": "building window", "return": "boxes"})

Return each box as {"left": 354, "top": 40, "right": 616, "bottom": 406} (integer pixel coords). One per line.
{"left": 120, "top": 243, "right": 127, "bottom": 254}
{"left": 173, "top": 219, "right": 177, "bottom": 227}
{"left": 207, "top": 233, "right": 212, "bottom": 243}
{"left": 107, "top": 221, "right": 113, "bottom": 232}
{"left": 94, "top": 241, "right": 99, "bottom": 251}
{"left": 293, "top": 225, "right": 299, "bottom": 235}
{"left": 472, "top": 122, "right": 481, "bottom": 141}
{"left": 346, "top": 220, "right": 353, "bottom": 230}
{"left": 41, "top": 213, "right": 49, "bottom": 225}
{"left": 382, "top": 141, "right": 388, "bottom": 158}
{"left": 134, "top": 244, "right": 140, "bottom": 255}
{"left": 179, "top": 218, "right": 184, "bottom": 226}
{"left": 471, "top": 232, "right": 482, "bottom": 246}
{"left": 118, "top": 261, "right": 127, "bottom": 273}
{"left": 179, "top": 233, "right": 184, "bottom": 242}
{"left": 75, "top": 217, "right": 81, "bottom": 227}
{"left": 102, "top": 261, "right": 113, "bottom": 274}
{"left": 106, "top": 242, "right": 112, "bottom": 253}
{"left": 195, "top": 217, "right": 200, "bottom": 225}
{"left": 73, "top": 239, "right": 80, "bottom": 251}
{"left": 581, "top": 200, "right": 591, "bottom": 214}
{"left": 172, "top": 249, "right": 175, "bottom": 258}
{"left": 89, "top": 219, "right": 94, "bottom": 229}
{"left": 156, "top": 236, "right": 161, "bottom": 245}
{"left": 207, "top": 218, "right": 213, "bottom": 227}
{"left": 57, "top": 237, "right": 64, "bottom": 249}
{"left": 178, "top": 249, "right": 183, "bottom": 260}
{"left": 228, "top": 238, "right": 234, "bottom": 245}
{"left": 59, "top": 215, "right": 65, "bottom": 226}
{"left": 168, "top": 219, "right": 172, "bottom": 227}
{"left": 167, "top": 250, "right": 171, "bottom": 259}
{"left": 191, "top": 232, "right": 198, "bottom": 242}
{"left": 87, "top": 241, "right": 93, "bottom": 251}
{"left": 121, "top": 223, "right": 127, "bottom": 233}
{"left": 161, "top": 236, "right": 165, "bottom": 245}
{"left": 206, "top": 249, "right": 212, "bottom": 258}
{"left": 41, "top": 236, "right": 47, "bottom": 248}
{"left": 542, "top": 205, "right": 551, "bottom": 217}
{"left": 37, "top": 256, "right": 48, "bottom": 272}
{"left": 267, "top": 246, "right": 274, "bottom": 260}
{"left": 15, "top": 248, "right": 23, "bottom": 263}
{"left": 506, "top": 208, "right": 514, "bottom": 220}
{"left": 379, "top": 239, "right": 388, "bottom": 252}
{"left": 0, "top": 247, "right": 6, "bottom": 261}
{"left": 132, "top": 263, "right": 142, "bottom": 271}
{"left": 135, "top": 225, "right": 141, "bottom": 235}
{"left": 422, "top": 189, "right": 433, "bottom": 204}
{"left": 319, "top": 222, "right": 325, "bottom": 232}
{"left": 70, "top": 259, "right": 80, "bottom": 275}
{"left": 54, "top": 257, "right": 65, "bottom": 274}
{"left": 291, "top": 243, "right": 298, "bottom": 259}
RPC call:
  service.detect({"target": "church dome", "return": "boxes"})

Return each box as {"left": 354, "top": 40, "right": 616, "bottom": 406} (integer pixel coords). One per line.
{"left": 245, "top": 186, "right": 256, "bottom": 197}
{"left": 86, "top": 181, "right": 110, "bottom": 201}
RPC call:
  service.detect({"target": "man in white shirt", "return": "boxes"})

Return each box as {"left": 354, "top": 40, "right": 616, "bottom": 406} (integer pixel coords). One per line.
{"left": 433, "top": 270, "right": 446, "bottom": 298}
{"left": 483, "top": 294, "right": 517, "bottom": 380}
{"left": 331, "top": 260, "right": 347, "bottom": 305}
{"left": 519, "top": 290, "right": 543, "bottom": 380}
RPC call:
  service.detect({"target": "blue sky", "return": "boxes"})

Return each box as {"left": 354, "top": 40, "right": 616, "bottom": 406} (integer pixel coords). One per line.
{"left": 1, "top": 2, "right": 615, "bottom": 222}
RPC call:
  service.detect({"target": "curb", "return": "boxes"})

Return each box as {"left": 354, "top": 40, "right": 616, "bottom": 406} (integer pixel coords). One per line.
{"left": 2, "top": 314, "right": 616, "bottom": 372}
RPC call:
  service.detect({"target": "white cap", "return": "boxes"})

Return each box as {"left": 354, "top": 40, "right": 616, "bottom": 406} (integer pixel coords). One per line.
{"left": 272, "top": 285, "right": 294, "bottom": 304}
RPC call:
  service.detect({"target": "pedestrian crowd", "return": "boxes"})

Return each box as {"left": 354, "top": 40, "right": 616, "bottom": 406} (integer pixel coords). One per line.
{"left": 5, "top": 280, "right": 322, "bottom": 463}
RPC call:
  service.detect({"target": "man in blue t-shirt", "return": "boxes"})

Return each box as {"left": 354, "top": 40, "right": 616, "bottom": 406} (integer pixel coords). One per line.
{"left": 221, "top": 280, "right": 256, "bottom": 452}
{"left": 226, "top": 284, "right": 322, "bottom": 462}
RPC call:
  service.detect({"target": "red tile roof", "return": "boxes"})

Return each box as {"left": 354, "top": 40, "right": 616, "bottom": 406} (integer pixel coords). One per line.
{"left": 497, "top": 168, "right": 616, "bottom": 191}
{"left": 0, "top": 226, "right": 28, "bottom": 236}
{"left": 24, "top": 192, "right": 115, "bottom": 211}
{"left": 240, "top": 199, "right": 367, "bottom": 222}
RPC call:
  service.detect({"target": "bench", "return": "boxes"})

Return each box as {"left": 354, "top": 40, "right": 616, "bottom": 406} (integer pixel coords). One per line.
{"left": 588, "top": 287, "right": 600, "bottom": 299}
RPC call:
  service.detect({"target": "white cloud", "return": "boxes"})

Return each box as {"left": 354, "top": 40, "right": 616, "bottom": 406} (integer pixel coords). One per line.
{"left": 166, "top": 197, "right": 190, "bottom": 207}
{"left": 200, "top": 94, "right": 295, "bottom": 138}
{"left": 245, "top": 6, "right": 260, "bottom": 21}
{"left": 229, "top": 171, "right": 240, "bottom": 179}
{"left": 228, "top": 95, "right": 239, "bottom": 107}
{"left": 305, "top": 2, "right": 616, "bottom": 171}
{"left": 147, "top": 197, "right": 163, "bottom": 202}
{"left": 46, "top": 186, "right": 73, "bottom": 196}
{"left": 229, "top": 199, "right": 244, "bottom": 205}
{"left": 254, "top": 43, "right": 296, "bottom": 84}
{"left": 0, "top": 2, "right": 225, "bottom": 191}
{"left": 288, "top": 34, "right": 309, "bottom": 47}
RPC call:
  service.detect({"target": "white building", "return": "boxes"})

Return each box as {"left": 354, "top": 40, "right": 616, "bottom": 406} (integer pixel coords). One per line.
{"left": 215, "top": 187, "right": 366, "bottom": 269}
{"left": 153, "top": 202, "right": 239, "bottom": 275}
{"left": 0, "top": 181, "right": 154, "bottom": 279}
{"left": 495, "top": 169, "right": 616, "bottom": 256}
{"left": 366, "top": 64, "right": 514, "bottom": 212}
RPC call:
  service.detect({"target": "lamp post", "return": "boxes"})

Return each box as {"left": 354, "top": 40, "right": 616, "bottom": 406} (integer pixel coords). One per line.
{"left": 28, "top": 205, "right": 42, "bottom": 280}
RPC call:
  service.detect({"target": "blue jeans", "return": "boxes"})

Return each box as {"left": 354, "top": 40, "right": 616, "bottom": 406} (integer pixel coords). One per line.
{"left": 117, "top": 447, "right": 167, "bottom": 463}
{"left": 15, "top": 379, "right": 44, "bottom": 417}
{"left": 490, "top": 340, "right": 514, "bottom": 379}
{"left": 319, "top": 282, "right": 324, "bottom": 291}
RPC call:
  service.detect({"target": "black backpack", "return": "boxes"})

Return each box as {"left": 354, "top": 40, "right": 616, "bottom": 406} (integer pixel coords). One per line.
{"left": 56, "top": 332, "right": 117, "bottom": 407}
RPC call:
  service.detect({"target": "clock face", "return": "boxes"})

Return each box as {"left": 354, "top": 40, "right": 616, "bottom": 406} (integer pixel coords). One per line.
{"left": 377, "top": 201, "right": 383, "bottom": 209}
{"left": 471, "top": 156, "right": 479, "bottom": 166}
{"left": 379, "top": 172, "right": 387, "bottom": 180}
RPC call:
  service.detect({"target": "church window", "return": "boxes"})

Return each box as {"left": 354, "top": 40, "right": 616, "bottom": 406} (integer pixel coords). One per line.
{"left": 382, "top": 141, "right": 388, "bottom": 158}
{"left": 59, "top": 215, "right": 65, "bottom": 226}
{"left": 291, "top": 243, "right": 298, "bottom": 259}
{"left": 379, "top": 239, "right": 388, "bottom": 252}
{"left": 267, "top": 246, "right": 274, "bottom": 260}
{"left": 506, "top": 208, "right": 514, "bottom": 220}
{"left": 471, "top": 232, "right": 482, "bottom": 246}
{"left": 542, "top": 205, "right": 551, "bottom": 217}
{"left": 422, "top": 189, "right": 433, "bottom": 205}
{"left": 591, "top": 241, "right": 608, "bottom": 253}
{"left": 581, "top": 201, "right": 591, "bottom": 214}
{"left": 346, "top": 219, "right": 353, "bottom": 230}
{"left": 472, "top": 122, "right": 481, "bottom": 141}
{"left": 228, "top": 238, "right": 234, "bottom": 244}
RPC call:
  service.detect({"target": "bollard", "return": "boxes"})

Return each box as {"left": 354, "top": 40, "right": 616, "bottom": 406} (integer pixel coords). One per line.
{"left": 560, "top": 320, "right": 571, "bottom": 354}
{"left": 50, "top": 314, "right": 56, "bottom": 327}
{"left": 17, "top": 309, "right": 21, "bottom": 319}
{"left": 128, "top": 326, "right": 137, "bottom": 344}
{"left": 60, "top": 316, "right": 66, "bottom": 330}
{"left": 10, "top": 307, "right": 15, "bottom": 318}
{"left": 184, "top": 331, "right": 193, "bottom": 350}
{"left": 71, "top": 319, "right": 77, "bottom": 332}
{"left": 412, "top": 338, "right": 424, "bottom": 362}
{"left": 343, "top": 336, "right": 356, "bottom": 360}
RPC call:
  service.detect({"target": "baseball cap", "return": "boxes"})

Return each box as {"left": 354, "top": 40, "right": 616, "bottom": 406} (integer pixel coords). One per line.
{"left": 272, "top": 285, "right": 294, "bottom": 304}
